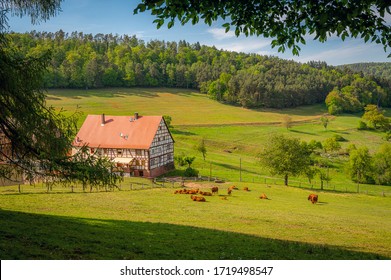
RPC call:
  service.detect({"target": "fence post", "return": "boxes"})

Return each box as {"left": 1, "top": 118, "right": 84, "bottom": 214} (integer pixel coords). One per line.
{"left": 18, "top": 184, "right": 21, "bottom": 193}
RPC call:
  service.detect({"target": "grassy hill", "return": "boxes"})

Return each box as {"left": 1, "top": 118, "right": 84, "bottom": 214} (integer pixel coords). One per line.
{"left": 1, "top": 87, "right": 390, "bottom": 260}
{"left": 46, "top": 88, "right": 390, "bottom": 194}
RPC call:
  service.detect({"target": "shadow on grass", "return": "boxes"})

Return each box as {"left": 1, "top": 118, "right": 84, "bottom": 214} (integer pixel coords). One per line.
{"left": 0, "top": 209, "right": 386, "bottom": 260}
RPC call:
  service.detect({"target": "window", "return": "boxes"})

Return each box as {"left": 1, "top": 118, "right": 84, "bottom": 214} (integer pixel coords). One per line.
{"left": 117, "top": 149, "right": 122, "bottom": 156}
{"left": 136, "top": 149, "right": 142, "bottom": 156}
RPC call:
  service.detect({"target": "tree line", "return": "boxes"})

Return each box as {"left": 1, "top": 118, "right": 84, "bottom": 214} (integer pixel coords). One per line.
{"left": 6, "top": 31, "right": 391, "bottom": 109}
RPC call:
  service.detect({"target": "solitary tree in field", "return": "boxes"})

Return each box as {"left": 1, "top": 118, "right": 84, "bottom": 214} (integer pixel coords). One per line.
{"left": 282, "top": 115, "right": 292, "bottom": 130}
{"left": 259, "top": 135, "right": 311, "bottom": 186}
{"left": 320, "top": 115, "right": 329, "bottom": 130}
{"left": 195, "top": 138, "right": 207, "bottom": 161}
{"left": 135, "top": 0, "right": 391, "bottom": 56}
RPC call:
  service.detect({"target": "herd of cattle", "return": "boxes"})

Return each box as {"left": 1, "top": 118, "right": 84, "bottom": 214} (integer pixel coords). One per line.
{"left": 173, "top": 185, "right": 319, "bottom": 204}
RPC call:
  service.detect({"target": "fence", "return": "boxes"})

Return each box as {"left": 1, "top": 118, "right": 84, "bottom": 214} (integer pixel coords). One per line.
{"left": 242, "top": 175, "right": 391, "bottom": 197}
{"left": 2, "top": 174, "right": 390, "bottom": 197}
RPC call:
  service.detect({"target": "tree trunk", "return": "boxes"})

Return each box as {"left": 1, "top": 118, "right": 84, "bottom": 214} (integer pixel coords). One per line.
{"left": 284, "top": 174, "right": 288, "bottom": 186}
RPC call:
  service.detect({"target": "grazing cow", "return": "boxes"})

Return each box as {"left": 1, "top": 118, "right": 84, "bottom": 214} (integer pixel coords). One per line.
{"left": 191, "top": 195, "right": 206, "bottom": 202}
{"left": 200, "top": 191, "right": 212, "bottom": 196}
{"left": 228, "top": 185, "right": 237, "bottom": 191}
{"left": 259, "top": 193, "right": 268, "bottom": 199}
{"left": 211, "top": 186, "right": 219, "bottom": 195}
{"left": 308, "top": 194, "right": 318, "bottom": 204}
{"left": 243, "top": 187, "right": 249, "bottom": 191}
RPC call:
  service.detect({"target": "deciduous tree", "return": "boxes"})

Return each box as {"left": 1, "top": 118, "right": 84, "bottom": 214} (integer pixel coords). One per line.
{"left": 135, "top": 0, "right": 391, "bottom": 56}
{"left": 258, "top": 135, "right": 311, "bottom": 186}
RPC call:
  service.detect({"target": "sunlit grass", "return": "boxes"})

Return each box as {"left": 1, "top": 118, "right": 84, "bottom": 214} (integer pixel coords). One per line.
{"left": 0, "top": 181, "right": 390, "bottom": 259}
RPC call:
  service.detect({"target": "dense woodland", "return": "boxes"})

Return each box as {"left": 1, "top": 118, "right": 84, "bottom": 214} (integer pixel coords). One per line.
{"left": 7, "top": 31, "right": 391, "bottom": 110}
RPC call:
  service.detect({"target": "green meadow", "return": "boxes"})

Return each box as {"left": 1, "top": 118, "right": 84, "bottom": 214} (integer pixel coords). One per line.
{"left": 1, "top": 87, "right": 390, "bottom": 259}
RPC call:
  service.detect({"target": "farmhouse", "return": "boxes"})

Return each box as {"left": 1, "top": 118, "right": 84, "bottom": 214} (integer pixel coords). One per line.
{"left": 72, "top": 113, "right": 174, "bottom": 178}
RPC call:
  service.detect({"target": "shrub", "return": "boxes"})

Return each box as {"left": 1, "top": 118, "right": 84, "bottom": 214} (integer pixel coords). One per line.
{"left": 358, "top": 120, "right": 368, "bottom": 130}
{"left": 333, "top": 134, "right": 347, "bottom": 142}
{"left": 184, "top": 167, "right": 199, "bottom": 177}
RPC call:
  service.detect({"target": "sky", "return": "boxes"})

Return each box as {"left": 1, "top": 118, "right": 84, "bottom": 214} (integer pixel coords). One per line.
{"left": 6, "top": 0, "right": 391, "bottom": 66}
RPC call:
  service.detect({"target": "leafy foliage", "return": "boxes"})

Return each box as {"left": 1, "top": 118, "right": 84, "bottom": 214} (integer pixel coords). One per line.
{"left": 0, "top": 0, "right": 122, "bottom": 188}
{"left": 362, "top": 104, "right": 390, "bottom": 130}
{"left": 372, "top": 143, "right": 391, "bottom": 185}
{"left": 347, "top": 146, "right": 373, "bottom": 185}
{"left": 5, "top": 32, "right": 390, "bottom": 110}
{"left": 134, "top": 0, "right": 391, "bottom": 56}
{"left": 258, "top": 135, "right": 312, "bottom": 185}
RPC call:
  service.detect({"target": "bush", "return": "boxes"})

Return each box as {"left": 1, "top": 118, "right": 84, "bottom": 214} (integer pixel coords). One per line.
{"left": 333, "top": 134, "right": 347, "bottom": 142}
{"left": 184, "top": 167, "right": 199, "bottom": 177}
{"left": 358, "top": 120, "right": 368, "bottom": 130}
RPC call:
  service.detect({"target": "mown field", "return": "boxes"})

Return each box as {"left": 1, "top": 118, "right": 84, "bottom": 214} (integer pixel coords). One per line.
{"left": 1, "top": 180, "right": 390, "bottom": 259}
{"left": 1, "top": 87, "right": 391, "bottom": 259}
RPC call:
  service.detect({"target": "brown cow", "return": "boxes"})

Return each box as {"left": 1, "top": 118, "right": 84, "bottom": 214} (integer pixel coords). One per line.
{"left": 227, "top": 188, "right": 232, "bottom": 196}
{"left": 259, "top": 193, "right": 268, "bottom": 199}
{"left": 211, "top": 186, "right": 219, "bottom": 195}
{"left": 243, "top": 187, "right": 249, "bottom": 191}
{"left": 187, "top": 189, "right": 199, "bottom": 194}
{"left": 191, "top": 195, "right": 206, "bottom": 202}
{"left": 228, "top": 185, "right": 238, "bottom": 191}
{"left": 308, "top": 194, "right": 318, "bottom": 204}
{"left": 199, "top": 191, "right": 212, "bottom": 196}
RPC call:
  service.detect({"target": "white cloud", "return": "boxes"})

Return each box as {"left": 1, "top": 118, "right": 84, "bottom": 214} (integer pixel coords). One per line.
{"left": 207, "top": 27, "right": 236, "bottom": 40}
{"left": 295, "top": 42, "right": 377, "bottom": 65}
{"left": 213, "top": 38, "right": 272, "bottom": 53}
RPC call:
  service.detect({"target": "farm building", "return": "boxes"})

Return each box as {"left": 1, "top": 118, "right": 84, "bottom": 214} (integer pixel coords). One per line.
{"left": 72, "top": 113, "right": 174, "bottom": 178}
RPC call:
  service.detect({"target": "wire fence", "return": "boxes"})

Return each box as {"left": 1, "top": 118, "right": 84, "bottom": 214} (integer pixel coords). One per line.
{"left": 2, "top": 174, "right": 390, "bottom": 197}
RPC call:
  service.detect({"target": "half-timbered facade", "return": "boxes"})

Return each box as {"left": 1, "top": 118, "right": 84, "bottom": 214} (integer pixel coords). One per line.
{"left": 72, "top": 113, "right": 174, "bottom": 178}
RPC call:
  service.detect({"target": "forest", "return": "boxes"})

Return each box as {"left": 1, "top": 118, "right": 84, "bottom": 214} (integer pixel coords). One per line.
{"left": 6, "top": 31, "right": 391, "bottom": 110}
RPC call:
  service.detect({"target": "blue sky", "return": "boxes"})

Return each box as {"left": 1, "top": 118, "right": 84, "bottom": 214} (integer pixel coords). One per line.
{"left": 7, "top": 0, "right": 391, "bottom": 66}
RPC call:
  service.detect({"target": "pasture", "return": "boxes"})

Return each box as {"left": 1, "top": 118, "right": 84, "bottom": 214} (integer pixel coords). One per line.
{"left": 1, "top": 180, "right": 390, "bottom": 259}
{"left": 1, "top": 87, "right": 390, "bottom": 259}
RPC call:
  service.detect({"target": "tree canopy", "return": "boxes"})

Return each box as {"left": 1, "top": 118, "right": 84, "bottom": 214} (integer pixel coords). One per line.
{"left": 1, "top": 0, "right": 122, "bottom": 188}
{"left": 6, "top": 31, "right": 391, "bottom": 110}
{"left": 134, "top": 0, "right": 391, "bottom": 56}
{"left": 258, "top": 134, "right": 312, "bottom": 186}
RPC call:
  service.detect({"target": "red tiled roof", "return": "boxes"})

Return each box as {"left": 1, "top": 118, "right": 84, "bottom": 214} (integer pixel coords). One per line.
{"left": 73, "top": 115, "right": 163, "bottom": 149}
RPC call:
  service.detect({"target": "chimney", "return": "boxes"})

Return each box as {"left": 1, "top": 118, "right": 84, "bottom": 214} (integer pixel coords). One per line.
{"left": 134, "top": 112, "right": 139, "bottom": 120}
{"left": 101, "top": 114, "right": 105, "bottom": 126}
